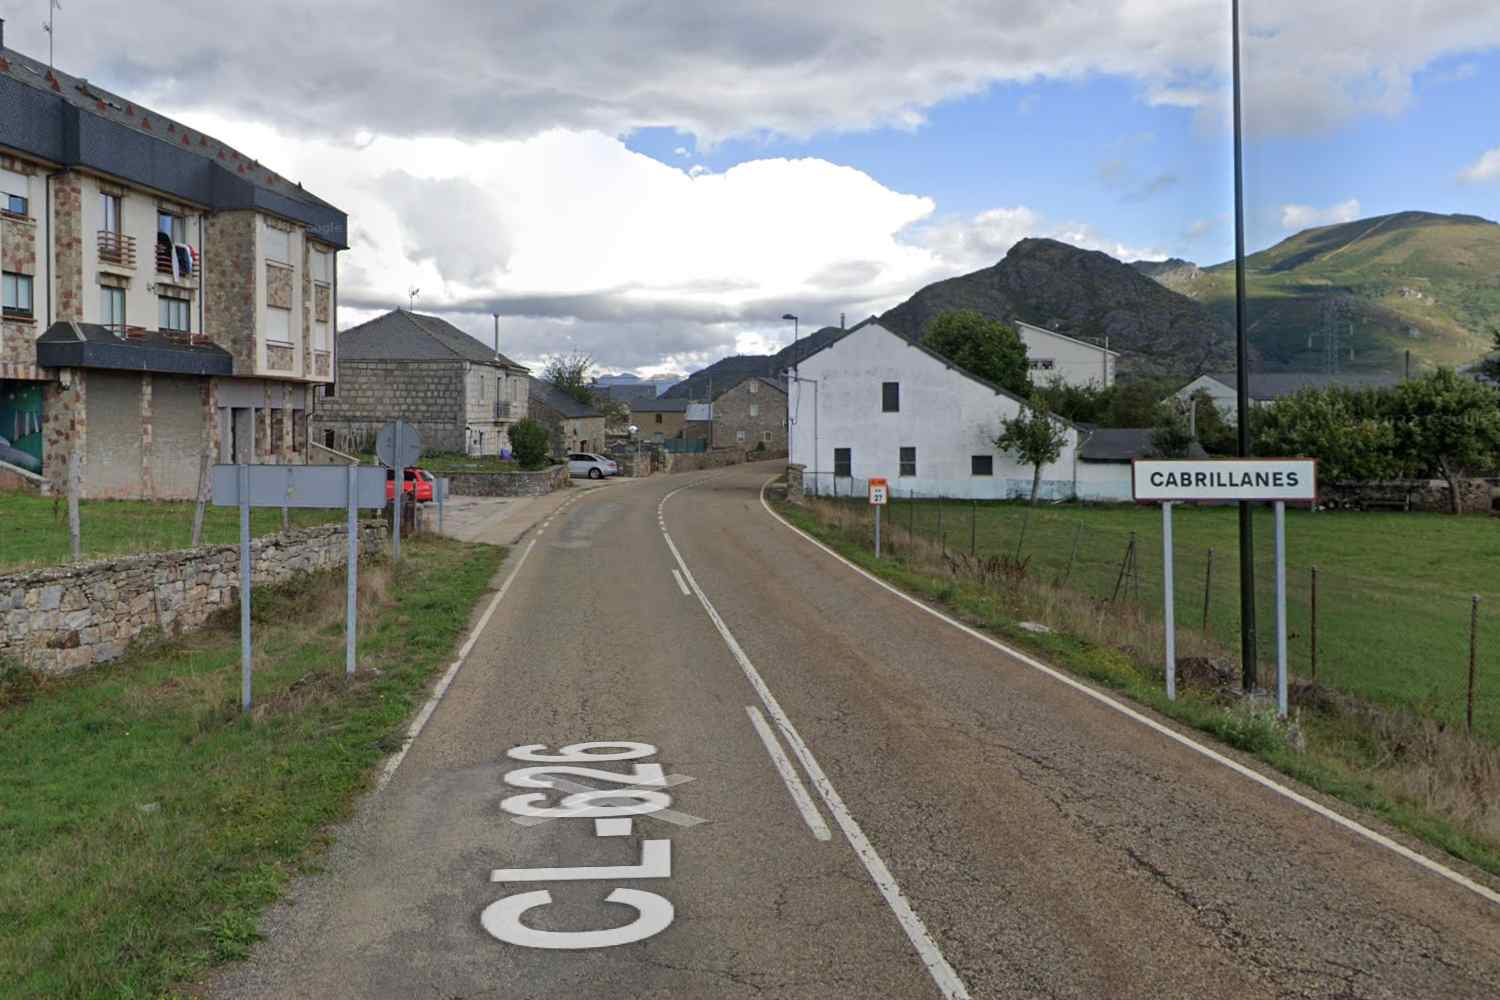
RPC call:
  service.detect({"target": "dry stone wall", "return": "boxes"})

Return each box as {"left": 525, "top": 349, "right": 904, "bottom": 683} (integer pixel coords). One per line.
{"left": 0, "top": 522, "right": 387, "bottom": 676}
{"left": 446, "top": 464, "right": 567, "bottom": 497}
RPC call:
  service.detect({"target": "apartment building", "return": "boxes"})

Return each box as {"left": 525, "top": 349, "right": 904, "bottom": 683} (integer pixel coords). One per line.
{"left": 0, "top": 23, "right": 346, "bottom": 498}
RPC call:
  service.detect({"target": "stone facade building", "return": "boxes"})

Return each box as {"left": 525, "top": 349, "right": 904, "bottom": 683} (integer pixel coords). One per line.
{"left": 309, "top": 310, "right": 530, "bottom": 457}
{"left": 628, "top": 397, "right": 691, "bottom": 442}
{"left": 528, "top": 377, "right": 606, "bottom": 457}
{"left": 0, "top": 28, "right": 346, "bottom": 498}
{"left": 712, "top": 376, "right": 787, "bottom": 450}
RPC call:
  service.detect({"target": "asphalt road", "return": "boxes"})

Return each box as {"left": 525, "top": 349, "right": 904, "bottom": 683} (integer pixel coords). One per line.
{"left": 211, "top": 462, "right": 1500, "bottom": 999}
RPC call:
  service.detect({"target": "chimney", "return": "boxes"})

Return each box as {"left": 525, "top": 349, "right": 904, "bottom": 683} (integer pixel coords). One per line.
{"left": 840, "top": 312, "right": 845, "bottom": 331}
{"left": 492, "top": 313, "right": 500, "bottom": 359}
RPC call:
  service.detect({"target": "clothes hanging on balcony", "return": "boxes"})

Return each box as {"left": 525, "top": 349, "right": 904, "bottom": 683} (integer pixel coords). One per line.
{"left": 173, "top": 243, "right": 194, "bottom": 281}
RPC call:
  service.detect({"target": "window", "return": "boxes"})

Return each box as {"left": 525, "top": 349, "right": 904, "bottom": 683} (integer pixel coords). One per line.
{"left": 899, "top": 446, "right": 916, "bottom": 477}
{"left": 655, "top": 413, "right": 663, "bottom": 424}
{"left": 749, "top": 403, "right": 760, "bottom": 417}
{"left": 322, "top": 383, "right": 336, "bottom": 398}
{"left": 749, "top": 380, "right": 759, "bottom": 394}
{"left": 479, "top": 375, "right": 486, "bottom": 400}
{"left": 264, "top": 224, "right": 290, "bottom": 264}
{"left": 1029, "top": 358, "right": 1056, "bottom": 371}
{"left": 313, "top": 319, "right": 330, "bottom": 352}
{"left": 736, "top": 430, "right": 747, "bottom": 443}
{"left": 100, "top": 286, "right": 126, "bottom": 333}
{"left": 323, "top": 430, "right": 336, "bottom": 449}
{"left": 158, "top": 211, "right": 187, "bottom": 244}
{"left": 4, "top": 193, "right": 26, "bottom": 216}
{"left": 311, "top": 249, "right": 331, "bottom": 282}
{"left": 101, "top": 193, "right": 122, "bottom": 234}
{"left": 882, "top": 381, "right": 900, "bottom": 412}
{"left": 834, "top": 447, "right": 851, "bottom": 478}
{"left": 2, "top": 272, "right": 33, "bottom": 316}
{"left": 762, "top": 431, "right": 772, "bottom": 443}
{"left": 159, "top": 295, "right": 191, "bottom": 332}
{"left": 971, "top": 455, "right": 994, "bottom": 477}
{"left": 2, "top": 169, "right": 27, "bottom": 216}
{"left": 265, "top": 306, "right": 291, "bottom": 345}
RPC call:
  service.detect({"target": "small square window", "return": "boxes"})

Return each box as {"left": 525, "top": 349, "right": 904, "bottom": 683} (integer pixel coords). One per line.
{"left": 882, "top": 382, "right": 900, "bottom": 412}
{"left": 655, "top": 413, "right": 663, "bottom": 424}
{"left": 749, "top": 380, "right": 759, "bottom": 394}
{"left": 971, "top": 455, "right": 994, "bottom": 476}
{"left": 5, "top": 194, "right": 27, "bottom": 216}
{"left": 736, "top": 430, "right": 747, "bottom": 443}
{"left": 749, "top": 403, "right": 759, "bottom": 417}
{"left": 762, "top": 430, "right": 772, "bottom": 442}
{"left": 834, "top": 447, "right": 852, "bottom": 478}
{"left": 2, "top": 272, "right": 34, "bottom": 316}
{"left": 899, "top": 446, "right": 916, "bottom": 477}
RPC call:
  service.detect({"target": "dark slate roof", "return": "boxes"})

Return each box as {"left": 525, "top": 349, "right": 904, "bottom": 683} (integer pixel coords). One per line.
{"left": 1078, "top": 428, "right": 1208, "bottom": 463}
{"left": 36, "top": 321, "right": 232, "bottom": 376}
{"left": 627, "top": 397, "right": 690, "bottom": 413}
{"left": 528, "top": 377, "right": 601, "bottom": 418}
{"left": 337, "top": 311, "right": 529, "bottom": 371}
{"left": 1203, "top": 371, "right": 1404, "bottom": 400}
{"left": 0, "top": 44, "right": 347, "bottom": 245}
{"left": 715, "top": 375, "right": 787, "bottom": 400}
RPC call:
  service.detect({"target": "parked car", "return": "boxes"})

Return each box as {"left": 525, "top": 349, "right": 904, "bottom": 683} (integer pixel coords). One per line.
{"left": 568, "top": 452, "right": 619, "bottom": 479}
{"left": 386, "top": 466, "right": 435, "bottom": 503}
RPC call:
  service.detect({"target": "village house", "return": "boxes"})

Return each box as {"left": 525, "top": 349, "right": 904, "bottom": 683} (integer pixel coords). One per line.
{"left": 711, "top": 375, "right": 787, "bottom": 450}
{"left": 627, "top": 396, "right": 691, "bottom": 443}
{"left": 528, "top": 377, "right": 606, "bottom": 457}
{"left": 1015, "top": 320, "right": 1117, "bottom": 388}
{"left": 1167, "top": 371, "right": 1404, "bottom": 422}
{"left": 0, "top": 23, "right": 346, "bottom": 498}
{"left": 791, "top": 321, "right": 1134, "bottom": 501}
{"left": 309, "top": 310, "right": 529, "bottom": 457}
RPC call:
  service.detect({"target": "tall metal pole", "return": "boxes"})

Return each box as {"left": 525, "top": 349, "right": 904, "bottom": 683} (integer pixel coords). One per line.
{"left": 1274, "top": 500, "right": 1287, "bottom": 718}
{"left": 1233, "top": 0, "right": 1259, "bottom": 692}
{"left": 346, "top": 463, "right": 359, "bottom": 677}
{"left": 239, "top": 462, "right": 253, "bottom": 713}
{"left": 393, "top": 422, "right": 403, "bottom": 562}
{"left": 1163, "top": 503, "right": 1176, "bottom": 701}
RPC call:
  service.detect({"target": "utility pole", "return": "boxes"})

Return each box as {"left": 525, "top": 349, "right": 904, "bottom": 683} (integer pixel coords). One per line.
{"left": 1232, "top": 0, "right": 1259, "bottom": 692}
{"left": 44, "top": 1, "right": 60, "bottom": 68}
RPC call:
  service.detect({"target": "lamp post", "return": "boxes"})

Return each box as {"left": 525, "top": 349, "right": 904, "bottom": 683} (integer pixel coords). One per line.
{"left": 629, "top": 423, "right": 640, "bottom": 477}
{"left": 1232, "top": 0, "right": 1258, "bottom": 692}
{"left": 781, "top": 313, "right": 799, "bottom": 377}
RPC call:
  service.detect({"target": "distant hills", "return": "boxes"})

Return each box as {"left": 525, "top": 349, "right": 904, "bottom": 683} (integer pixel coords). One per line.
{"left": 878, "top": 238, "right": 1235, "bottom": 375}
{"left": 661, "top": 322, "right": 864, "bottom": 400}
{"left": 1131, "top": 211, "right": 1500, "bottom": 373}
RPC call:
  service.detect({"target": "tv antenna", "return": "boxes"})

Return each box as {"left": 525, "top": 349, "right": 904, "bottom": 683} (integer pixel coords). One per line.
{"left": 407, "top": 287, "right": 420, "bottom": 311}
{"left": 43, "top": 0, "right": 62, "bottom": 68}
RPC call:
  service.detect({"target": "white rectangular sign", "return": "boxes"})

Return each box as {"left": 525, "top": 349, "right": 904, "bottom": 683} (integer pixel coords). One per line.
{"left": 212, "top": 465, "right": 388, "bottom": 509}
{"left": 1132, "top": 459, "right": 1317, "bottom": 502}
{"left": 868, "top": 477, "right": 889, "bottom": 505}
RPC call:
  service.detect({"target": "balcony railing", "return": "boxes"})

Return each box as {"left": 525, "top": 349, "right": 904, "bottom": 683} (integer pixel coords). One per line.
{"left": 155, "top": 241, "right": 200, "bottom": 279}
{"left": 97, "top": 230, "right": 136, "bottom": 269}
{"left": 495, "top": 400, "right": 513, "bottom": 419}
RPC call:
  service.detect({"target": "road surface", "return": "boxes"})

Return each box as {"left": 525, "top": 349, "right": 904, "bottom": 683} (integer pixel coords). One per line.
{"left": 211, "top": 462, "right": 1500, "bottom": 999}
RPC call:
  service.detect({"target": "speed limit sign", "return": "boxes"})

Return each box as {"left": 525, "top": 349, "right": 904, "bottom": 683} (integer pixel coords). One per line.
{"left": 868, "top": 477, "right": 889, "bottom": 505}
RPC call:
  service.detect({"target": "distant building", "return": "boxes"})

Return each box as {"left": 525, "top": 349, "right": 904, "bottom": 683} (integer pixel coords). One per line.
{"left": 627, "top": 396, "right": 691, "bottom": 443}
{"left": 1075, "top": 428, "right": 1208, "bottom": 501}
{"left": 310, "top": 310, "right": 529, "bottom": 456}
{"left": 1168, "top": 371, "right": 1404, "bottom": 422}
{"left": 1016, "top": 321, "right": 1117, "bottom": 389}
{"left": 712, "top": 376, "right": 786, "bottom": 450}
{"left": 528, "top": 377, "right": 605, "bottom": 456}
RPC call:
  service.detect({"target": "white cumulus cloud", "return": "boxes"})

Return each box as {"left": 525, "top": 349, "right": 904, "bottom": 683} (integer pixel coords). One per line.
{"left": 1459, "top": 148, "right": 1500, "bottom": 183}
{"left": 1279, "top": 199, "right": 1363, "bottom": 230}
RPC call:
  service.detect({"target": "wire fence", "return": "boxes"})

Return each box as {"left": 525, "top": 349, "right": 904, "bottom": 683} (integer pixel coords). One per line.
{"left": 828, "top": 492, "right": 1499, "bottom": 742}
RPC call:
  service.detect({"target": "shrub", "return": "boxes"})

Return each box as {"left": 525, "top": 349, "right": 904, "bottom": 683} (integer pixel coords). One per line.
{"left": 509, "top": 418, "right": 550, "bottom": 470}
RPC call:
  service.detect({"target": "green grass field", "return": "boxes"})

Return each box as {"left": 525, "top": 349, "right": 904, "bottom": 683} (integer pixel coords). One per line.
{"left": 0, "top": 494, "right": 345, "bottom": 572}
{"left": 856, "top": 497, "right": 1500, "bottom": 739}
{"left": 0, "top": 537, "right": 504, "bottom": 999}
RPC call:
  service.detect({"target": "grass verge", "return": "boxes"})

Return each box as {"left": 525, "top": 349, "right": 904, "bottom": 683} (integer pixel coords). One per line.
{"left": 775, "top": 495, "right": 1500, "bottom": 882}
{"left": 0, "top": 536, "right": 504, "bottom": 999}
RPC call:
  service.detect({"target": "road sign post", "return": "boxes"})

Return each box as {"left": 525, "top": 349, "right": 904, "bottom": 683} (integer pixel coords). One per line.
{"left": 215, "top": 464, "right": 388, "bottom": 711}
{"left": 868, "top": 477, "right": 889, "bottom": 558}
{"left": 377, "top": 420, "right": 422, "bottom": 562}
{"left": 1133, "top": 459, "right": 1316, "bottom": 706}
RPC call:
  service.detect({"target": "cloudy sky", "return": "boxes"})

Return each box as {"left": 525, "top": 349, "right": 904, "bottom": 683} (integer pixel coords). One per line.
{"left": 8, "top": 1, "right": 1500, "bottom": 375}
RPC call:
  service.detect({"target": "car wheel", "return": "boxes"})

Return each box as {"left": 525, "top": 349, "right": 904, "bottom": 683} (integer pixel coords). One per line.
{"left": 589, "top": 467, "right": 603, "bottom": 479}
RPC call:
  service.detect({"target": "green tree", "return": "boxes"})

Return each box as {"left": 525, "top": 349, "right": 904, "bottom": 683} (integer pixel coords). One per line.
{"left": 922, "top": 310, "right": 1031, "bottom": 396}
{"left": 598, "top": 397, "right": 630, "bottom": 432}
{"left": 1253, "top": 386, "right": 1405, "bottom": 483}
{"left": 1388, "top": 368, "right": 1500, "bottom": 513}
{"left": 508, "top": 418, "right": 551, "bottom": 470}
{"left": 1150, "top": 404, "right": 1195, "bottom": 458}
{"left": 996, "top": 394, "right": 1069, "bottom": 504}
{"left": 544, "top": 353, "right": 596, "bottom": 406}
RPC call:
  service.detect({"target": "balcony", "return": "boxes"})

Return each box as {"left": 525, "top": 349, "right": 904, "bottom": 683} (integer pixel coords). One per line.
{"left": 495, "top": 400, "right": 513, "bottom": 420}
{"left": 97, "top": 231, "right": 136, "bottom": 269}
{"left": 155, "top": 241, "right": 200, "bottom": 282}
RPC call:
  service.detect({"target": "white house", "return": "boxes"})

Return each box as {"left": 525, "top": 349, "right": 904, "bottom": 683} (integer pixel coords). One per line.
{"left": 1167, "top": 371, "right": 1404, "bottom": 422}
{"left": 1016, "top": 321, "right": 1117, "bottom": 388}
{"left": 791, "top": 322, "right": 1129, "bottom": 500}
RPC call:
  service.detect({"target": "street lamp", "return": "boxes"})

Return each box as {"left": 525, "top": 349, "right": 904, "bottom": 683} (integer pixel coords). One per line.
{"left": 628, "top": 424, "right": 640, "bottom": 477}
{"left": 781, "top": 313, "right": 799, "bottom": 377}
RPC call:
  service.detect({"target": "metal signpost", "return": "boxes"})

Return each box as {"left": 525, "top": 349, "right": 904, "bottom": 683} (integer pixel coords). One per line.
{"left": 376, "top": 420, "right": 422, "bottom": 561}
{"left": 214, "top": 463, "right": 388, "bottom": 712}
{"left": 1132, "top": 458, "right": 1317, "bottom": 716}
{"left": 868, "top": 477, "right": 889, "bottom": 558}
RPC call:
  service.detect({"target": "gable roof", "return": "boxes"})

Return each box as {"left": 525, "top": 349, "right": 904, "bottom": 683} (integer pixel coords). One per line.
{"left": 1078, "top": 427, "right": 1208, "bottom": 463}
{"left": 715, "top": 375, "right": 786, "bottom": 400}
{"left": 627, "top": 396, "right": 690, "bottom": 413}
{"left": 528, "top": 377, "right": 601, "bottom": 418}
{"left": 1015, "top": 320, "right": 1120, "bottom": 357}
{"left": 337, "top": 310, "right": 529, "bottom": 370}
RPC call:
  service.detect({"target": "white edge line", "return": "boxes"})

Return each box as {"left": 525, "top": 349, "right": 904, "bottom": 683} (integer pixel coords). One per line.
{"left": 745, "top": 705, "right": 832, "bottom": 842}
{"left": 671, "top": 568, "right": 691, "bottom": 597}
{"left": 756, "top": 477, "right": 1500, "bottom": 908}
{"left": 657, "top": 498, "right": 971, "bottom": 1000}
{"left": 375, "top": 532, "right": 541, "bottom": 792}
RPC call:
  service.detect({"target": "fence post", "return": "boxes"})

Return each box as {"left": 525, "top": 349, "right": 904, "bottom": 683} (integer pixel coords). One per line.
{"left": 67, "top": 450, "right": 82, "bottom": 562}
{"left": 191, "top": 451, "right": 210, "bottom": 547}
{"left": 909, "top": 489, "right": 916, "bottom": 539}
{"left": 1059, "top": 523, "right": 1081, "bottom": 587}
{"left": 1112, "top": 533, "right": 1136, "bottom": 602}
{"left": 1014, "top": 504, "right": 1030, "bottom": 563}
{"left": 1310, "top": 566, "right": 1318, "bottom": 681}
{"left": 1469, "top": 594, "right": 1480, "bottom": 736}
{"left": 1202, "top": 548, "right": 1214, "bottom": 632}
{"left": 938, "top": 495, "right": 945, "bottom": 555}
{"left": 970, "top": 501, "right": 977, "bottom": 556}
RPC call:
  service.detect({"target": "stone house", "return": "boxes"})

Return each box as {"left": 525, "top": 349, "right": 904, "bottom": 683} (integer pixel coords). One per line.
{"left": 712, "top": 376, "right": 787, "bottom": 450}
{"left": 309, "top": 310, "right": 530, "bottom": 457}
{"left": 627, "top": 397, "right": 691, "bottom": 442}
{"left": 528, "top": 377, "right": 606, "bottom": 456}
{"left": 0, "top": 26, "right": 346, "bottom": 498}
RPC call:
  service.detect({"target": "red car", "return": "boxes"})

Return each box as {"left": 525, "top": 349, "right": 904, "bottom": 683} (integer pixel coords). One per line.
{"left": 386, "top": 466, "right": 434, "bottom": 503}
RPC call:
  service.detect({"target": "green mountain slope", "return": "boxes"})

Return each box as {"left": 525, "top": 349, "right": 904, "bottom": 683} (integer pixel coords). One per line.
{"left": 1143, "top": 212, "right": 1500, "bottom": 373}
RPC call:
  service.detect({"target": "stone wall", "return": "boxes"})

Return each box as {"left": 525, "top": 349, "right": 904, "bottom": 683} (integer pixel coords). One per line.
{"left": 0, "top": 189, "right": 38, "bottom": 368}
{"left": 1323, "top": 479, "right": 1495, "bottom": 514}
{"left": 786, "top": 463, "right": 805, "bottom": 503}
{"left": 712, "top": 378, "right": 788, "bottom": 451}
{"left": 204, "top": 211, "right": 258, "bottom": 374}
{"left": 446, "top": 464, "right": 568, "bottom": 497}
{"left": 0, "top": 522, "right": 387, "bottom": 676}
{"left": 666, "top": 447, "right": 787, "bottom": 474}
{"left": 51, "top": 172, "right": 83, "bottom": 322}
{"left": 309, "top": 359, "right": 467, "bottom": 454}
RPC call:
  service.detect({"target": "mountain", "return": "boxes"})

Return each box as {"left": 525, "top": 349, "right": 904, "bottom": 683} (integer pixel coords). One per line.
{"left": 1129, "top": 257, "right": 1203, "bottom": 289}
{"left": 878, "top": 238, "right": 1234, "bottom": 375}
{"left": 1134, "top": 212, "right": 1500, "bottom": 372}
{"left": 661, "top": 320, "right": 870, "bottom": 400}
